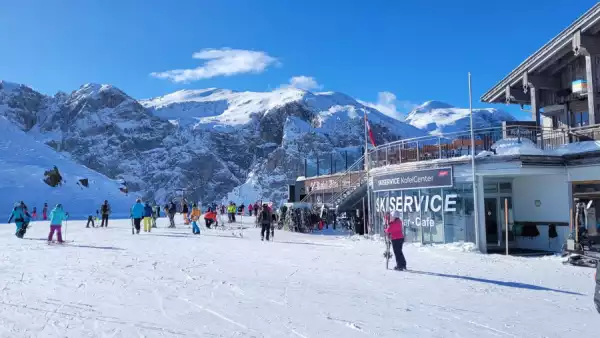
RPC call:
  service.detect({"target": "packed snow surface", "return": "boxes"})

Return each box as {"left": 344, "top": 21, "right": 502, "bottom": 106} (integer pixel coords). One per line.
{"left": 0, "top": 216, "right": 596, "bottom": 337}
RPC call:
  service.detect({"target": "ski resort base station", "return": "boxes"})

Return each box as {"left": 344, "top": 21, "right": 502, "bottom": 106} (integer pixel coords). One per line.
{"left": 292, "top": 3, "right": 600, "bottom": 255}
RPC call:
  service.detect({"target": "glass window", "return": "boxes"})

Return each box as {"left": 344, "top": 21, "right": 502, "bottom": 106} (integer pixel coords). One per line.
{"left": 421, "top": 188, "right": 444, "bottom": 244}
{"left": 484, "top": 183, "right": 498, "bottom": 193}
{"left": 499, "top": 182, "right": 512, "bottom": 193}
{"left": 403, "top": 190, "right": 421, "bottom": 244}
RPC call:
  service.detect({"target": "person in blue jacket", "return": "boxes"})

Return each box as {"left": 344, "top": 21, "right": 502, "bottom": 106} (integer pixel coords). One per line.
{"left": 131, "top": 199, "right": 145, "bottom": 234}
{"left": 143, "top": 202, "right": 153, "bottom": 232}
{"left": 8, "top": 202, "right": 26, "bottom": 238}
{"left": 48, "top": 204, "right": 68, "bottom": 243}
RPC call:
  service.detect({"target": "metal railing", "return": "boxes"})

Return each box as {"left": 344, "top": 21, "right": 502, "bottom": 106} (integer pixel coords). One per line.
{"left": 366, "top": 124, "right": 592, "bottom": 169}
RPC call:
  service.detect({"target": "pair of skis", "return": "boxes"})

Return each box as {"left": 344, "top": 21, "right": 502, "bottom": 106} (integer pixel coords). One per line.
{"left": 384, "top": 234, "right": 393, "bottom": 270}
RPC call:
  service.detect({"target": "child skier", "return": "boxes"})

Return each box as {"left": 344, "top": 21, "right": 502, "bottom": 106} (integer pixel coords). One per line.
{"left": 42, "top": 203, "right": 48, "bottom": 220}
{"left": 190, "top": 204, "right": 201, "bottom": 234}
{"left": 48, "top": 204, "right": 68, "bottom": 243}
{"left": 385, "top": 210, "right": 406, "bottom": 271}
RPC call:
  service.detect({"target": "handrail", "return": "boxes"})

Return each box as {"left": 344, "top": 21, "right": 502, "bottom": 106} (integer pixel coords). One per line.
{"left": 300, "top": 154, "right": 365, "bottom": 204}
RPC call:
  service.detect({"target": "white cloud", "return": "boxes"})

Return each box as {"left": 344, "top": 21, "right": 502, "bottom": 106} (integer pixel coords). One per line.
{"left": 360, "top": 91, "right": 417, "bottom": 120}
{"left": 285, "top": 76, "right": 323, "bottom": 91}
{"left": 150, "top": 48, "right": 279, "bottom": 83}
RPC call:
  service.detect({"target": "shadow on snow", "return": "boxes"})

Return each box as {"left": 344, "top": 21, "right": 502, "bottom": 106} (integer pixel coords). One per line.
{"left": 407, "top": 269, "right": 585, "bottom": 296}
{"left": 23, "top": 238, "right": 124, "bottom": 251}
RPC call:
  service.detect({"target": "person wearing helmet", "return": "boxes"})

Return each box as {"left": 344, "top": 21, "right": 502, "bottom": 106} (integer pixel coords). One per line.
{"left": 190, "top": 204, "right": 201, "bottom": 234}
{"left": 130, "top": 199, "right": 145, "bottom": 234}
{"left": 385, "top": 210, "right": 406, "bottom": 271}
{"left": 48, "top": 204, "right": 68, "bottom": 243}
{"left": 8, "top": 202, "right": 27, "bottom": 238}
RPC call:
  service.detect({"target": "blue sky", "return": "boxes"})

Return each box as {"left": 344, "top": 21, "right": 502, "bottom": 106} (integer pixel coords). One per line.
{"left": 1, "top": 0, "right": 598, "bottom": 120}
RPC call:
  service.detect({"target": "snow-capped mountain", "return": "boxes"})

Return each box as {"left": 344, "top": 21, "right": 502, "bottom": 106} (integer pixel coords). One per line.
{"left": 405, "top": 100, "right": 515, "bottom": 135}
{"left": 0, "top": 80, "right": 428, "bottom": 205}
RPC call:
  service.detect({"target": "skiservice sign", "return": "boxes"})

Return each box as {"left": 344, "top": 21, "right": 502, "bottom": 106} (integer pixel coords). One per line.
{"left": 373, "top": 168, "right": 453, "bottom": 192}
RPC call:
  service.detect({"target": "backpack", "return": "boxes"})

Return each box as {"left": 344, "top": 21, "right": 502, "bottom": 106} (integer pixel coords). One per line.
{"left": 101, "top": 204, "right": 108, "bottom": 213}
{"left": 261, "top": 210, "right": 269, "bottom": 223}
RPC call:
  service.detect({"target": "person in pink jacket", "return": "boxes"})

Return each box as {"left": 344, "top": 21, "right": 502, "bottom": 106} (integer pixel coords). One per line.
{"left": 385, "top": 210, "right": 406, "bottom": 271}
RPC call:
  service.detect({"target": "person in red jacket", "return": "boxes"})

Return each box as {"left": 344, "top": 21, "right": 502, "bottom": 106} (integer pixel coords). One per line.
{"left": 385, "top": 210, "right": 406, "bottom": 271}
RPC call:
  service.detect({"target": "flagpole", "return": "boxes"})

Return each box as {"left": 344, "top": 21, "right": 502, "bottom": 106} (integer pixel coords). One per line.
{"left": 468, "top": 72, "right": 480, "bottom": 249}
{"left": 364, "top": 109, "right": 371, "bottom": 236}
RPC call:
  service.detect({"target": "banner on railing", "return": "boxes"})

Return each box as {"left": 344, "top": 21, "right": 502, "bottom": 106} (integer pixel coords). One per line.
{"left": 372, "top": 167, "right": 453, "bottom": 192}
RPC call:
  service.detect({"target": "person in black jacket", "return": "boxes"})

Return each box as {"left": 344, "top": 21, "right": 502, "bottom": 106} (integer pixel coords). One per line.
{"left": 100, "top": 200, "right": 111, "bottom": 227}
{"left": 182, "top": 202, "right": 190, "bottom": 225}
{"left": 168, "top": 201, "right": 177, "bottom": 228}
{"left": 258, "top": 204, "right": 272, "bottom": 241}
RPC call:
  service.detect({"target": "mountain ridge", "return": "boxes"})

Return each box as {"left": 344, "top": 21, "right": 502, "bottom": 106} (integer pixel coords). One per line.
{"left": 0, "top": 80, "right": 515, "bottom": 205}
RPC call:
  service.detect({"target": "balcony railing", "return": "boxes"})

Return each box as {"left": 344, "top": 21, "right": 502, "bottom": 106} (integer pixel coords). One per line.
{"left": 366, "top": 124, "right": 600, "bottom": 170}
{"left": 301, "top": 123, "right": 600, "bottom": 208}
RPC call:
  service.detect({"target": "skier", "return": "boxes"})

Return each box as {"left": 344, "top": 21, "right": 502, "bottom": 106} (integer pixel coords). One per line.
{"left": 227, "top": 202, "right": 235, "bottom": 223}
{"left": 143, "top": 202, "right": 153, "bottom": 232}
{"left": 253, "top": 202, "right": 259, "bottom": 216}
{"left": 86, "top": 215, "right": 95, "bottom": 228}
{"left": 31, "top": 207, "right": 37, "bottom": 220}
{"left": 190, "top": 204, "right": 201, "bottom": 234}
{"left": 47, "top": 204, "right": 68, "bottom": 243}
{"left": 182, "top": 202, "right": 190, "bottom": 225}
{"left": 152, "top": 204, "right": 159, "bottom": 228}
{"left": 204, "top": 208, "right": 218, "bottom": 229}
{"left": 131, "top": 199, "right": 144, "bottom": 234}
{"left": 271, "top": 211, "right": 278, "bottom": 239}
{"left": 8, "top": 202, "right": 27, "bottom": 238}
{"left": 248, "top": 203, "right": 253, "bottom": 216}
{"left": 259, "top": 204, "right": 272, "bottom": 241}
{"left": 385, "top": 210, "right": 406, "bottom": 271}
{"left": 42, "top": 202, "right": 48, "bottom": 220}
{"left": 168, "top": 201, "right": 177, "bottom": 228}
{"left": 100, "top": 200, "right": 111, "bottom": 227}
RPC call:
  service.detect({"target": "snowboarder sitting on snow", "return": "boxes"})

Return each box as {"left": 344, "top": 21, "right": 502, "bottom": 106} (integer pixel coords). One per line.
{"left": 204, "top": 209, "right": 218, "bottom": 229}
{"left": 190, "top": 204, "right": 201, "bottom": 234}
{"left": 143, "top": 202, "right": 153, "bottom": 232}
{"left": 385, "top": 210, "right": 406, "bottom": 271}
{"left": 48, "top": 204, "right": 68, "bottom": 243}
{"left": 8, "top": 202, "right": 27, "bottom": 238}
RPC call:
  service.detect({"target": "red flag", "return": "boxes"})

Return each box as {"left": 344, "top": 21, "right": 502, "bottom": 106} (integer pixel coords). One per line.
{"left": 364, "top": 113, "right": 376, "bottom": 147}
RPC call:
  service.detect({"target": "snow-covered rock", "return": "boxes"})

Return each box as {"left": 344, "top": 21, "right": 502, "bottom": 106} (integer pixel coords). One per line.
{"left": 405, "top": 100, "right": 515, "bottom": 135}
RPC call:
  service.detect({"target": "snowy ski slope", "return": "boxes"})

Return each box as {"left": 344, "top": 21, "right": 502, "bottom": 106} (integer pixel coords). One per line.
{"left": 0, "top": 215, "right": 596, "bottom": 337}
